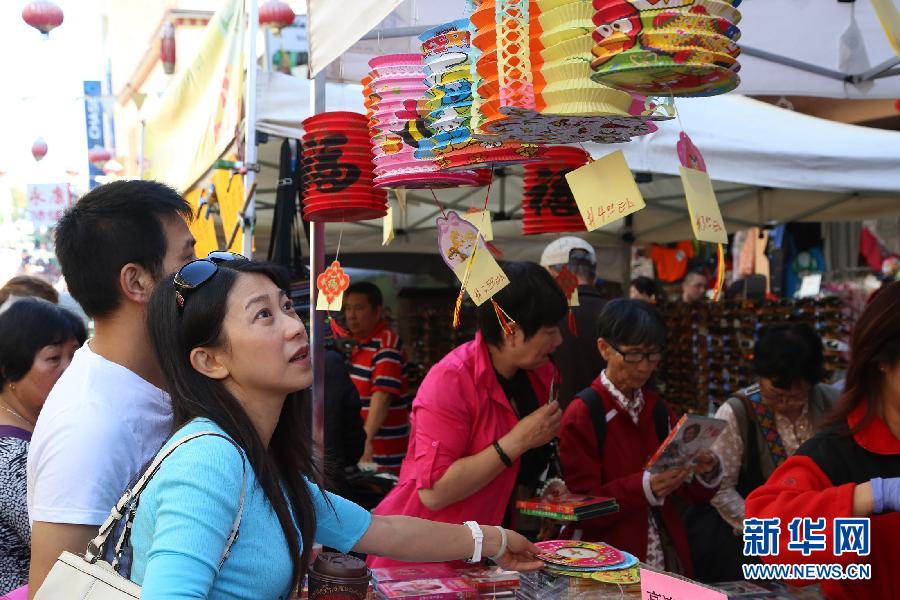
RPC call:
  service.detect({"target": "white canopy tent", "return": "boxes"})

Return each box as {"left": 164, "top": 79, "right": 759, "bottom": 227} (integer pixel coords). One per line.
{"left": 312, "top": 0, "right": 900, "bottom": 99}
{"left": 252, "top": 72, "right": 900, "bottom": 264}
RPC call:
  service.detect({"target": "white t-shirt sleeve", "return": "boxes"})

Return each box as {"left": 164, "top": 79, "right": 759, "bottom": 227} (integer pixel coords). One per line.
{"left": 29, "top": 406, "right": 140, "bottom": 526}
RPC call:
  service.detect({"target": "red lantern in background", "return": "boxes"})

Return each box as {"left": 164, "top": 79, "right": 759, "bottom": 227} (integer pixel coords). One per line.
{"left": 160, "top": 23, "right": 176, "bottom": 75}
{"left": 301, "top": 112, "right": 388, "bottom": 223}
{"left": 521, "top": 146, "right": 591, "bottom": 235}
{"left": 22, "top": 1, "right": 63, "bottom": 37}
{"left": 32, "top": 137, "right": 48, "bottom": 162}
{"left": 88, "top": 146, "right": 112, "bottom": 169}
{"left": 259, "top": 0, "right": 296, "bottom": 33}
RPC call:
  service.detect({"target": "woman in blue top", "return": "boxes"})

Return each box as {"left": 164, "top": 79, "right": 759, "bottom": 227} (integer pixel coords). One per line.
{"left": 133, "top": 255, "right": 542, "bottom": 599}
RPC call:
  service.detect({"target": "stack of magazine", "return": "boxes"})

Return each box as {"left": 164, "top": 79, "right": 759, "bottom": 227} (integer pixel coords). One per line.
{"left": 515, "top": 494, "right": 618, "bottom": 521}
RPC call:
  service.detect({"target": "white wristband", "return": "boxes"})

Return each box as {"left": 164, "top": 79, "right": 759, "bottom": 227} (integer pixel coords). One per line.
{"left": 488, "top": 526, "right": 508, "bottom": 562}
{"left": 464, "top": 521, "right": 484, "bottom": 563}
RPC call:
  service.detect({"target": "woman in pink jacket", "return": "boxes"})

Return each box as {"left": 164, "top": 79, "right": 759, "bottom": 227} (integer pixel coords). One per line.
{"left": 369, "top": 262, "right": 568, "bottom": 568}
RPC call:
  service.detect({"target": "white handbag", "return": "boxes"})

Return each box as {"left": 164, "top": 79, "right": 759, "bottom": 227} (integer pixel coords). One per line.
{"left": 33, "top": 431, "right": 247, "bottom": 599}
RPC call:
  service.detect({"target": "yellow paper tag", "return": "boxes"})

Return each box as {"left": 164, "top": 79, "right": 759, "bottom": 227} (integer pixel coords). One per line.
{"left": 461, "top": 210, "right": 494, "bottom": 242}
{"left": 570, "top": 288, "right": 580, "bottom": 308}
{"left": 452, "top": 247, "right": 510, "bottom": 306}
{"left": 383, "top": 205, "right": 394, "bottom": 246}
{"left": 565, "top": 150, "right": 645, "bottom": 232}
{"left": 681, "top": 166, "right": 727, "bottom": 244}
{"left": 316, "top": 290, "right": 344, "bottom": 312}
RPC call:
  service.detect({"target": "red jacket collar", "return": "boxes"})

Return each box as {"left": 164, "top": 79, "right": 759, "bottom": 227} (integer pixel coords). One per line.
{"left": 353, "top": 319, "right": 387, "bottom": 345}
{"left": 848, "top": 400, "right": 900, "bottom": 455}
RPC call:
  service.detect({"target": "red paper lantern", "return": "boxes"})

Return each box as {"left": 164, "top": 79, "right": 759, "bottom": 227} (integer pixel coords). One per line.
{"left": 259, "top": 0, "right": 295, "bottom": 33}
{"left": 160, "top": 23, "right": 176, "bottom": 75}
{"left": 521, "top": 146, "right": 591, "bottom": 235}
{"left": 22, "top": 1, "right": 63, "bottom": 36}
{"left": 32, "top": 137, "right": 48, "bottom": 162}
{"left": 301, "top": 112, "right": 388, "bottom": 223}
{"left": 88, "top": 146, "right": 112, "bottom": 168}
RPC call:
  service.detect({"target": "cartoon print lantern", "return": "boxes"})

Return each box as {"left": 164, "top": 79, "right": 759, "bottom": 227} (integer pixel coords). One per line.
{"left": 521, "top": 146, "right": 591, "bottom": 235}
{"left": 301, "top": 111, "right": 388, "bottom": 223}
{"left": 32, "top": 137, "right": 48, "bottom": 162}
{"left": 590, "top": 0, "right": 743, "bottom": 97}
{"left": 22, "top": 1, "right": 63, "bottom": 37}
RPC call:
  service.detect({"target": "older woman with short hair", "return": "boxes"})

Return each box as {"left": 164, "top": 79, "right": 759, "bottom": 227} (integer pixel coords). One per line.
{"left": 688, "top": 323, "right": 838, "bottom": 582}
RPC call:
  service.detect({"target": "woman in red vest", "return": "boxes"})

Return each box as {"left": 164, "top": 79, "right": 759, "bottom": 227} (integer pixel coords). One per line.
{"left": 559, "top": 299, "right": 721, "bottom": 577}
{"left": 746, "top": 282, "right": 900, "bottom": 599}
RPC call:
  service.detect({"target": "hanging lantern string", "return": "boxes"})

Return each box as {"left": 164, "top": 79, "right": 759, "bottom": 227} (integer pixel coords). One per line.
{"left": 481, "top": 168, "right": 494, "bottom": 211}
{"left": 334, "top": 224, "right": 344, "bottom": 263}
{"left": 713, "top": 243, "right": 726, "bottom": 302}
{"left": 430, "top": 189, "right": 448, "bottom": 218}
{"left": 453, "top": 241, "right": 480, "bottom": 329}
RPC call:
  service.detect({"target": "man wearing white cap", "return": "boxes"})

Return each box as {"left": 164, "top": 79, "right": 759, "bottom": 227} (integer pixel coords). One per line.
{"left": 540, "top": 237, "right": 607, "bottom": 408}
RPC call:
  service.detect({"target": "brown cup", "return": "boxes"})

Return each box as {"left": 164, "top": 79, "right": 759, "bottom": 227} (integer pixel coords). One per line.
{"left": 307, "top": 552, "right": 371, "bottom": 600}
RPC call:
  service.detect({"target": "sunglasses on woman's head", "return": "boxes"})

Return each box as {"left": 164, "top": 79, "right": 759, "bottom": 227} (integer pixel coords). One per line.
{"left": 174, "top": 251, "right": 249, "bottom": 309}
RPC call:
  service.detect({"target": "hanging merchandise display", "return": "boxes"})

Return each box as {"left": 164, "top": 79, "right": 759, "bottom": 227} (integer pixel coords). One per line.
{"left": 363, "top": 54, "right": 484, "bottom": 188}
{"left": 418, "top": 18, "right": 546, "bottom": 170}
{"left": 21, "top": 1, "right": 63, "bottom": 37}
{"left": 590, "top": 0, "right": 743, "bottom": 97}
{"left": 31, "top": 137, "right": 48, "bottom": 161}
{"left": 301, "top": 111, "right": 388, "bottom": 222}
{"left": 468, "top": 0, "right": 673, "bottom": 144}
{"left": 521, "top": 146, "right": 590, "bottom": 235}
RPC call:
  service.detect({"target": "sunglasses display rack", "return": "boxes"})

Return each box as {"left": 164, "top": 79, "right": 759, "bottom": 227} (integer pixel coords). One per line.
{"left": 396, "top": 287, "right": 478, "bottom": 375}
{"left": 661, "top": 297, "right": 851, "bottom": 416}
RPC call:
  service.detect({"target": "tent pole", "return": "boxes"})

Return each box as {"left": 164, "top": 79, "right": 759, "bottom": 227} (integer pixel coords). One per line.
{"left": 741, "top": 45, "right": 847, "bottom": 82}
{"left": 309, "top": 69, "right": 327, "bottom": 469}
{"left": 242, "top": 0, "right": 259, "bottom": 257}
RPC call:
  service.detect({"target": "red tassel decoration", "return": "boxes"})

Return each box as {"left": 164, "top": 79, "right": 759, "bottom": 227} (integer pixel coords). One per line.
{"left": 567, "top": 310, "right": 578, "bottom": 337}
{"left": 328, "top": 315, "right": 350, "bottom": 338}
{"left": 492, "top": 299, "right": 516, "bottom": 336}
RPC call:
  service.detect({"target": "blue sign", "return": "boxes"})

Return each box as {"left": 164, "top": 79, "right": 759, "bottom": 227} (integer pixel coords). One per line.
{"left": 83, "top": 81, "right": 106, "bottom": 189}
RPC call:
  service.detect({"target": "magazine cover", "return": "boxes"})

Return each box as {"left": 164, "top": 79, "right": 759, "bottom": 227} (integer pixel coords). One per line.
{"left": 372, "top": 564, "right": 459, "bottom": 583}
{"left": 645, "top": 414, "right": 726, "bottom": 473}
{"left": 377, "top": 577, "right": 478, "bottom": 599}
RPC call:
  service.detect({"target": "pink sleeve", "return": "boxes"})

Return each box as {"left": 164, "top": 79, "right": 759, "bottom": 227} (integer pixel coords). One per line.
{"left": 410, "top": 365, "right": 474, "bottom": 490}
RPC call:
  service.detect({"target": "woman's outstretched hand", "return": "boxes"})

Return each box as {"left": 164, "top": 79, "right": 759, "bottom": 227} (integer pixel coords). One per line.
{"left": 489, "top": 529, "right": 544, "bottom": 572}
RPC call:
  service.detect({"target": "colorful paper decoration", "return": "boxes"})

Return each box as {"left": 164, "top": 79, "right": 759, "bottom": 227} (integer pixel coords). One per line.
{"left": 565, "top": 150, "right": 645, "bottom": 231}
{"left": 417, "top": 18, "right": 547, "bottom": 170}
{"left": 522, "top": 146, "right": 590, "bottom": 235}
{"left": 467, "top": 0, "right": 673, "bottom": 144}
{"left": 316, "top": 260, "right": 350, "bottom": 306}
{"left": 437, "top": 210, "right": 486, "bottom": 274}
{"left": 590, "top": 0, "right": 742, "bottom": 97}
{"left": 301, "top": 111, "right": 388, "bottom": 222}
{"left": 363, "top": 54, "right": 485, "bottom": 188}
{"left": 677, "top": 131, "right": 706, "bottom": 172}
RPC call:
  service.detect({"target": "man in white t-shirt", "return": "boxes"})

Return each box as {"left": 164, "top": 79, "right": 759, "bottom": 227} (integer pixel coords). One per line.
{"left": 26, "top": 180, "right": 196, "bottom": 596}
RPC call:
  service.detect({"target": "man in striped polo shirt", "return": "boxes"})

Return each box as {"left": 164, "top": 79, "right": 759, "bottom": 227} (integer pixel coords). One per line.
{"left": 343, "top": 281, "right": 409, "bottom": 473}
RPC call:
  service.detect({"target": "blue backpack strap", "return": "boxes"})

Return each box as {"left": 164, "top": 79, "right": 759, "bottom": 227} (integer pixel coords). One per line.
{"left": 651, "top": 398, "right": 671, "bottom": 443}
{"left": 576, "top": 386, "right": 607, "bottom": 452}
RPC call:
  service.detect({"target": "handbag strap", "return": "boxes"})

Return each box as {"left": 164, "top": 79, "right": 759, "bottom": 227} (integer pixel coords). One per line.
{"left": 85, "top": 431, "right": 248, "bottom": 569}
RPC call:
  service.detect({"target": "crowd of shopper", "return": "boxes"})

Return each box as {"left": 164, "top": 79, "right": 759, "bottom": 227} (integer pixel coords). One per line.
{"left": 0, "top": 181, "right": 896, "bottom": 599}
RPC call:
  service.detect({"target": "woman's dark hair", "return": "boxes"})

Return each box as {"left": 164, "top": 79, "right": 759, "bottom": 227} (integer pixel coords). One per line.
{"left": 148, "top": 259, "right": 321, "bottom": 589}
{"left": 752, "top": 323, "right": 824, "bottom": 388}
{"left": 828, "top": 281, "right": 900, "bottom": 434}
{"left": 596, "top": 299, "right": 667, "bottom": 348}
{"left": 0, "top": 298, "right": 81, "bottom": 386}
{"left": 477, "top": 261, "right": 567, "bottom": 346}
{"left": 631, "top": 276, "right": 662, "bottom": 303}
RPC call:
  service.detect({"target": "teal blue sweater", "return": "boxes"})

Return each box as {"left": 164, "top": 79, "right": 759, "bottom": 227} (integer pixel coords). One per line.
{"left": 130, "top": 419, "right": 372, "bottom": 599}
